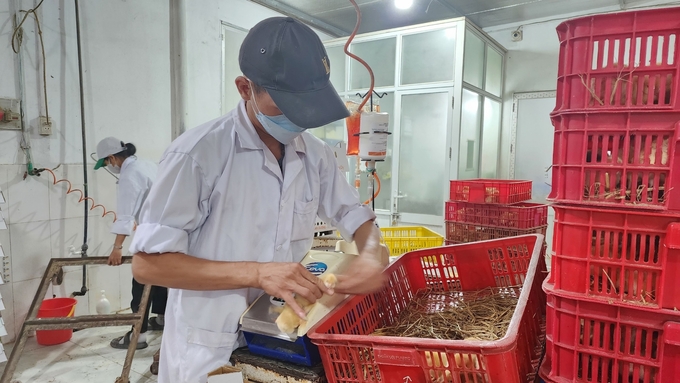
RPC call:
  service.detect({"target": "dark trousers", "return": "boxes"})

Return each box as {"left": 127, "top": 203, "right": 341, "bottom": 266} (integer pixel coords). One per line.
{"left": 131, "top": 278, "right": 168, "bottom": 333}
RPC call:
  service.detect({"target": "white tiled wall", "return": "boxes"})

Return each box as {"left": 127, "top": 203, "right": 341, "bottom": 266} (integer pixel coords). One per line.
{"left": 0, "top": 163, "right": 134, "bottom": 343}
{"left": 0, "top": 283, "right": 14, "bottom": 345}
{"left": 10, "top": 221, "right": 53, "bottom": 282}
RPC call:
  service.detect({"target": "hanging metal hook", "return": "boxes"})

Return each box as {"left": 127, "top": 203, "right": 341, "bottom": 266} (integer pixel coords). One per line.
{"left": 355, "top": 90, "right": 387, "bottom": 111}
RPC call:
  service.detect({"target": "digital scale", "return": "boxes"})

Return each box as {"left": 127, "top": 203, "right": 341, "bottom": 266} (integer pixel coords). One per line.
{"left": 239, "top": 250, "right": 357, "bottom": 366}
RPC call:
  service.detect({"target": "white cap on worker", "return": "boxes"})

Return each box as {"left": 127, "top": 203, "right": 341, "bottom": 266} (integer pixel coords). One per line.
{"left": 94, "top": 137, "right": 125, "bottom": 170}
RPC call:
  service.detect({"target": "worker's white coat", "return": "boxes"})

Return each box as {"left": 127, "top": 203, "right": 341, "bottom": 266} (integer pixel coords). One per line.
{"left": 110, "top": 156, "right": 157, "bottom": 236}
{"left": 130, "top": 100, "right": 375, "bottom": 383}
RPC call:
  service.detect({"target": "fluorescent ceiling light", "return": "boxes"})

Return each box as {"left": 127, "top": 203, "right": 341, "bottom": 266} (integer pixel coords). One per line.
{"left": 395, "top": 0, "right": 413, "bottom": 10}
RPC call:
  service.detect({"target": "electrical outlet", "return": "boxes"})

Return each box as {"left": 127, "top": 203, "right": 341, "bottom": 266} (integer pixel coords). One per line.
{"left": 39, "top": 116, "right": 52, "bottom": 135}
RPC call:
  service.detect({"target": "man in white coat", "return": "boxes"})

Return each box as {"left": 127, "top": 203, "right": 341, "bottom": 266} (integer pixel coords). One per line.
{"left": 130, "top": 17, "right": 386, "bottom": 383}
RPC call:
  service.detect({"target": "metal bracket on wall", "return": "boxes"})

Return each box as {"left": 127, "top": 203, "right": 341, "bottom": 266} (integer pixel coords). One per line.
{"left": 0, "top": 98, "right": 22, "bottom": 131}
{"left": 1, "top": 258, "right": 9, "bottom": 284}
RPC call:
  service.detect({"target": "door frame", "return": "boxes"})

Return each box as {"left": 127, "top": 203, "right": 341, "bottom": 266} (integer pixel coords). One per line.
{"left": 509, "top": 91, "right": 556, "bottom": 179}
{"left": 392, "top": 87, "right": 455, "bottom": 227}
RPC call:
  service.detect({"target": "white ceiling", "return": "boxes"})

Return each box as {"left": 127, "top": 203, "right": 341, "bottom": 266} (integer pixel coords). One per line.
{"left": 248, "top": 0, "right": 680, "bottom": 37}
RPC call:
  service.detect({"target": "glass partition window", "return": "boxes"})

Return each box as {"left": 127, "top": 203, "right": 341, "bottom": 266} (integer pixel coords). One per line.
{"left": 401, "top": 28, "right": 456, "bottom": 85}
{"left": 458, "top": 89, "right": 482, "bottom": 179}
{"left": 318, "top": 21, "right": 505, "bottom": 223}
{"left": 310, "top": 119, "right": 345, "bottom": 142}
{"left": 326, "top": 45, "right": 346, "bottom": 93}
{"left": 398, "top": 92, "right": 449, "bottom": 216}
{"left": 350, "top": 38, "right": 396, "bottom": 90}
{"left": 485, "top": 47, "right": 503, "bottom": 97}
{"left": 480, "top": 98, "right": 501, "bottom": 177}
{"left": 463, "top": 30, "right": 505, "bottom": 97}
{"left": 463, "top": 32, "right": 485, "bottom": 89}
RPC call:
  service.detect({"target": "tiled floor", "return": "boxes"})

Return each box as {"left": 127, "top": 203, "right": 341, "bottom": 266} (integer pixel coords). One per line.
{"left": 0, "top": 326, "right": 161, "bottom": 383}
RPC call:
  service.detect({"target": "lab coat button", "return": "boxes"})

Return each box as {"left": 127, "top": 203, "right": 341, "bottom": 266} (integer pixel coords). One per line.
{"left": 276, "top": 245, "right": 282, "bottom": 251}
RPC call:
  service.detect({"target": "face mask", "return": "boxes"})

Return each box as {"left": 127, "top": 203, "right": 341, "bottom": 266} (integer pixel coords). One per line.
{"left": 250, "top": 84, "right": 305, "bottom": 145}
{"left": 106, "top": 158, "right": 121, "bottom": 174}
{"left": 107, "top": 164, "right": 120, "bottom": 174}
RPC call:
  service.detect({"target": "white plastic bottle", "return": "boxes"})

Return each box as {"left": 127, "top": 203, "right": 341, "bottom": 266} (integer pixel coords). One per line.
{"left": 96, "top": 290, "right": 111, "bottom": 315}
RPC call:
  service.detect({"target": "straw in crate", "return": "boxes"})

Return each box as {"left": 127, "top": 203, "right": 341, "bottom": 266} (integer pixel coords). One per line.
{"left": 445, "top": 221, "right": 548, "bottom": 245}
{"left": 449, "top": 179, "right": 533, "bottom": 205}
{"left": 550, "top": 205, "right": 680, "bottom": 311}
{"left": 380, "top": 226, "right": 444, "bottom": 256}
{"left": 549, "top": 111, "right": 680, "bottom": 210}
{"left": 307, "top": 235, "right": 546, "bottom": 383}
{"left": 540, "top": 280, "right": 680, "bottom": 383}
{"left": 446, "top": 201, "right": 548, "bottom": 229}
{"left": 553, "top": 8, "right": 680, "bottom": 112}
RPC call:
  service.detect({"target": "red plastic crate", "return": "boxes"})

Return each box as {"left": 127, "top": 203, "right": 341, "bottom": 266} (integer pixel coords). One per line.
{"left": 551, "top": 205, "right": 680, "bottom": 311}
{"left": 445, "top": 201, "right": 548, "bottom": 229}
{"left": 449, "top": 179, "right": 532, "bottom": 204}
{"left": 554, "top": 8, "right": 680, "bottom": 113}
{"left": 308, "top": 235, "right": 546, "bottom": 383}
{"left": 446, "top": 221, "right": 547, "bottom": 244}
{"left": 540, "top": 280, "right": 680, "bottom": 383}
{"left": 549, "top": 111, "right": 680, "bottom": 210}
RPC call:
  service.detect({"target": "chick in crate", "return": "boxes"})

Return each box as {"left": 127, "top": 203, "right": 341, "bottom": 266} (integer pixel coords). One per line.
{"left": 272, "top": 273, "right": 338, "bottom": 334}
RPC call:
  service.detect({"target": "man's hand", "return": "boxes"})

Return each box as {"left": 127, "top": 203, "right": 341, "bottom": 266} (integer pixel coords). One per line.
{"left": 257, "top": 263, "right": 332, "bottom": 320}
{"left": 108, "top": 248, "right": 123, "bottom": 266}
{"left": 335, "top": 257, "right": 386, "bottom": 295}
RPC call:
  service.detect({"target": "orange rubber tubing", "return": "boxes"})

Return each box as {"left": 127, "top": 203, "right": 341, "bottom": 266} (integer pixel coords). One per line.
{"left": 43, "top": 168, "right": 117, "bottom": 222}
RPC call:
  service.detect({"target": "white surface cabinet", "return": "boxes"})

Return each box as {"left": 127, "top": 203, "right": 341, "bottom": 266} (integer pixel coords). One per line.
{"left": 315, "top": 19, "right": 506, "bottom": 230}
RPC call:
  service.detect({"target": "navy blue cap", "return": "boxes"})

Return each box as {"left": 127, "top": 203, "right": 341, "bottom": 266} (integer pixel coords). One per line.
{"left": 239, "top": 17, "right": 349, "bottom": 129}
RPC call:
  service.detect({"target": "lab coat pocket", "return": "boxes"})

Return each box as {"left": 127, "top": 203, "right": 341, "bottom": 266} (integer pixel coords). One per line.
{"left": 291, "top": 199, "right": 317, "bottom": 241}
{"left": 187, "top": 326, "right": 240, "bottom": 349}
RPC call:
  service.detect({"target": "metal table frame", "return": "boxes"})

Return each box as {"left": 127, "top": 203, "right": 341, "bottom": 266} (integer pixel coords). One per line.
{"left": 0, "top": 256, "right": 150, "bottom": 383}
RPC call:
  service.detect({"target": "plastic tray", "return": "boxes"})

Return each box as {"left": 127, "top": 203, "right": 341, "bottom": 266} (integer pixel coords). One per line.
{"left": 380, "top": 226, "right": 444, "bottom": 256}
{"left": 307, "top": 235, "right": 546, "bottom": 383}
{"left": 242, "top": 332, "right": 320, "bottom": 366}
{"left": 445, "top": 201, "right": 548, "bottom": 229}
{"left": 541, "top": 280, "right": 680, "bottom": 383}
{"left": 445, "top": 221, "right": 547, "bottom": 244}
{"left": 549, "top": 111, "right": 680, "bottom": 210}
{"left": 554, "top": 7, "right": 680, "bottom": 112}
{"left": 449, "top": 179, "right": 532, "bottom": 205}
{"left": 550, "top": 205, "right": 680, "bottom": 311}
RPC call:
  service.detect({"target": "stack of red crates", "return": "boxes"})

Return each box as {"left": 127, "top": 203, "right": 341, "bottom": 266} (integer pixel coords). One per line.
{"left": 541, "top": 7, "right": 680, "bottom": 383}
{"left": 446, "top": 179, "right": 548, "bottom": 245}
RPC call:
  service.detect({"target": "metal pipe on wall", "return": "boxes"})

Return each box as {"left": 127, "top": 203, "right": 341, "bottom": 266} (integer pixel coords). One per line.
{"left": 72, "top": 0, "right": 88, "bottom": 297}
{"left": 170, "top": 0, "right": 187, "bottom": 139}
{"left": 10, "top": 0, "right": 34, "bottom": 178}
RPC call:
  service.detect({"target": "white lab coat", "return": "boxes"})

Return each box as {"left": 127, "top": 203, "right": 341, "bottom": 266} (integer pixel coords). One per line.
{"left": 130, "top": 100, "right": 375, "bottom": 383}
{"left": 110, "top": 156, "right": 157, "bottom": 236}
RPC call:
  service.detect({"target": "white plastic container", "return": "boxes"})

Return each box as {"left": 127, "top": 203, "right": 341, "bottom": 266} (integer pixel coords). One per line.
{"left": 96, "top": 290, "right": 111, "bottom": 315}
{"left": 358, "top": 112, "right": 389, "bottom": 161}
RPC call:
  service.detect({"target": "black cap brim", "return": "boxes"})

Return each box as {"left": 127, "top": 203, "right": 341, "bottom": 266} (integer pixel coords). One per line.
{"left": 266, "top": 82, "right": 350, "bottom": 129}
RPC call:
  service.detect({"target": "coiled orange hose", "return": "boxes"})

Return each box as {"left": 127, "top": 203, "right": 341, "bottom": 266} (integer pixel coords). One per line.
{"left": 41, "top": 168, "right": 117, "bottom": 221}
